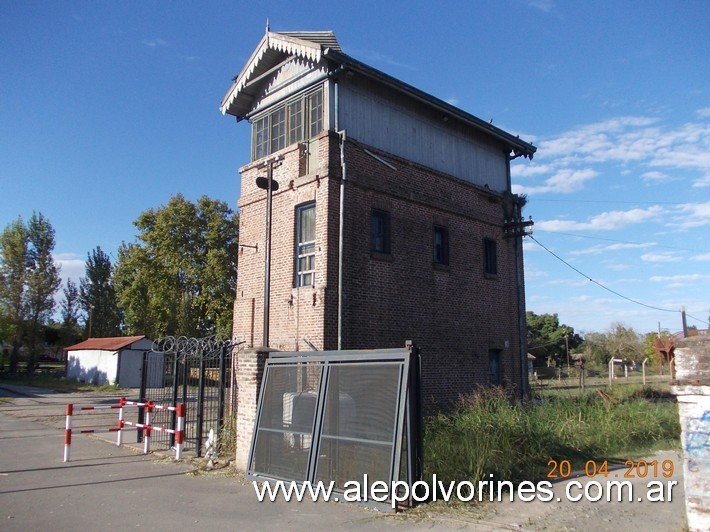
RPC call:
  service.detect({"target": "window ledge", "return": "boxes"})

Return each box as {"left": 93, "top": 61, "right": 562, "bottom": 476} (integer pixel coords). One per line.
{"left": 433, "top": 262, "right": 450, "bottom": 271}
{"left": 484, "top": 272, "right": 499, "bottom": 280}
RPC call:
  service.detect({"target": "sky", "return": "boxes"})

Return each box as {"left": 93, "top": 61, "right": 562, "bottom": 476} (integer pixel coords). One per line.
{"left": 1, "top": 0, "right": 708, "bottom": 336}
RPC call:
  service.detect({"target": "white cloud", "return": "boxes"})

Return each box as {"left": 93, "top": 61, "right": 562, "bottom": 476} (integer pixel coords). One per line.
{"left": 142, "top": 38, "right": 167, "bottom": 48}
{"left": 54, "top": 253, "right": 84, "bottom": 288}
{"left": 537, "top": 205, "right": 664, "bottom": 232}
{"left": 640, "top": 252, "right": 682, "bottom": 263}
{"left": 605, "top": 263, "right": 631, "bottom": 271}
{"left": 511, "top": 163, "right": 555, "bottom": 178}
{"left": 641, "top": 170, "right": 673, "bottom": 183}
{"left": 691, "top": 253, "right": 710, "bottom": 261}
{"left": 570, "top": 242, "right": 656, "bottom": 256}
{"left": 514, "top": 168, "right": 598, "bottom": 195}
{"left": 650, "top": 274, "right": 710, "bottom": 283}
{"left": 692, "top": 174, "right": 710, "bottom": 188}
{"left": 528, "top": 0, "right": 555, "bottom": 12}
{"left": 671, "top": 201, "right": 710, "bottom": 229}
{"left": 515, "top": 114, "right": 710, "bottom": 193}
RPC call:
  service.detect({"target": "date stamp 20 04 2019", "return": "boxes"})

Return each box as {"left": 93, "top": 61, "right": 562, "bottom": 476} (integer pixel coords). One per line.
{"left": 547, "top": 459, "right": 675, "bottom": 479}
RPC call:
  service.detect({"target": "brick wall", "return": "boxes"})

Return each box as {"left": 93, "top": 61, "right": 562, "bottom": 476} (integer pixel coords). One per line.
{"left": 338, "top": 138, "right": 524, "bottom": 406}
{"left": 233, "top": 130, "right": 527, "bottom": 410}
{"left": 234, "top": 348, "right": 266, "bottom": 470}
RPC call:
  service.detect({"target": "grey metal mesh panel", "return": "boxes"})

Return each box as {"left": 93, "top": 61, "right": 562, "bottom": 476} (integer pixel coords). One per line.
{"left": 251, "top": 363, "right": 322, "bottom": 479}
{"left": 247, "top": 348, "right": 417, "bottom": 510}
{"left": 315, "top": 363, "right": 402, "bottom": 486}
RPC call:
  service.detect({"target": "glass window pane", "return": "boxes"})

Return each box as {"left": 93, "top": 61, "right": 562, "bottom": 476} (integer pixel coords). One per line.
{"left": 270, "top": 107, "right": 286, "bottom": 153}
{"left": 254, "top": 116, "right": 269, "bottom": 160}
{"left": 484, "top": 239, "right": 497, "bottom": 275}
{"left": 288, "top": 101, "right": 303, "bottom": 144}
{"left": 434, "top": 226, "right": 449, "bottom": 265}
{"left": 371, "top": 210, "right": 391, "bottom": 254}
{"left": 298, "top": 205, "right": 315, "bottom": 243}
{"left": 308, "top": 88, "right": 323, "bottom": 139}
{"left": 296, "top": 204, "right": 316, "bottom": 287}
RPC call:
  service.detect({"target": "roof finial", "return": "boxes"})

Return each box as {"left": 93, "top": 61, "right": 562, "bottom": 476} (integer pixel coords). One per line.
{"left": 266, "top": 18, "right": 270, "bottom": 33}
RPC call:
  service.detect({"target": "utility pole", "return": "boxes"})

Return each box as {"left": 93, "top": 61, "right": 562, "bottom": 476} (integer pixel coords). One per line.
{"left": 255, "top": 156, "right": 281, "bottom": 348}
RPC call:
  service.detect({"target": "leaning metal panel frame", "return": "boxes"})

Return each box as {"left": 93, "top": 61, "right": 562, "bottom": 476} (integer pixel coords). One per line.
{"left": 247, "top": 346, "right": 422, "bottom": 510}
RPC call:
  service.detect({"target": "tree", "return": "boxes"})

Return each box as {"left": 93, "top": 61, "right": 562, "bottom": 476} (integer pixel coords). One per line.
{"left": 25, "top": 213, "right": 62, "bottom": 371}
{"left": 114, "top": 194, "right": 239, "bottom": 338}
{"left": 642, "top": 331, "right": 667, "bottom": 369}
{"left": 0, "top": 218, "right": 28, "bottom": 372}
{"left": 79, "top": 247, "right": 122, "bottom": 338}
{"left": 584, "top": 323, "right": 643, "bottom": 366}
{"left": 0, "top": 213, "right": 61, "bottom": 373}
{"left": 60, "top": 278, "right": 83, "bottom": 347}
{"left": 526, "top": 311, "right": 582, "bottom": 367}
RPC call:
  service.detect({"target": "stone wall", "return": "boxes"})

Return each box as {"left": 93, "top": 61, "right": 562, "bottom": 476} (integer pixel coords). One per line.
{"left": 672, "top": 335, "right": 710, "bottom": 532}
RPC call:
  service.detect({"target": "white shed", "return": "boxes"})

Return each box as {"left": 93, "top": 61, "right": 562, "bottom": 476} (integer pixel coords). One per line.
{"left": 65, "top": 336, "right": 159, "bottom": 388}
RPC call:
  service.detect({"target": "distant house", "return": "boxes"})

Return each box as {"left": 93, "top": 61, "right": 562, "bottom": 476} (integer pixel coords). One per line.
{"left": 65, "top": 336, "right": 158, "bottom": 388}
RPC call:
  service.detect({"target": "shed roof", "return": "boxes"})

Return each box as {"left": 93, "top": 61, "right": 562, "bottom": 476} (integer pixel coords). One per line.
{"left": 221, "top": 29, "right": 536, "bottom": 158}
{"left": 65, "top": 336, "right": 147, "bottom": 352}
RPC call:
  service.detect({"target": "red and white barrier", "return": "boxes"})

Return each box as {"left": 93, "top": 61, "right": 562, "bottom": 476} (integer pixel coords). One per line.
{"left": 63, "top": 397, "right": 185, "bottom": 462}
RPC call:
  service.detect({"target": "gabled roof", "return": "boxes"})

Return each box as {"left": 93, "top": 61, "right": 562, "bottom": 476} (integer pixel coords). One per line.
{"left": 221, "top": 29, "right": 535, "bottom": 159}
{"left": 221, "top": 31, "right": 340, "bottom": 119}
{"left": 65, "top": 336, "right": 147, "bottom": 352}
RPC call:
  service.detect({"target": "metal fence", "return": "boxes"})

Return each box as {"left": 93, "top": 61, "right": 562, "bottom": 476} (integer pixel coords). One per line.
{"left": 248, "top": 344, "right": 423, "bottom": 510}
{"left": 139, "top": 336, "right": 238, "bottom": 457}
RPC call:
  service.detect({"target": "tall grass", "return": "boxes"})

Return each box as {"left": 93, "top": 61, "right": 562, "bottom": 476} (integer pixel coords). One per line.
{"left": 424, "top": 385, "right": 679, "bottom": 487}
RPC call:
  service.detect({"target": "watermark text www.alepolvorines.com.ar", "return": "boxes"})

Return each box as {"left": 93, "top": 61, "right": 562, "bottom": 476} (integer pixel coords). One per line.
{"left": 253, "top": 474, "right": 679, "bottom": 509}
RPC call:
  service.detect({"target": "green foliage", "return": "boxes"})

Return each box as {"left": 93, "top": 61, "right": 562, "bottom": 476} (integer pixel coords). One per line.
{"left": 526, "top": 311, "right": 582, "bottom": 366}
{"left": 114, "top": 194, "right": 239, "bottom": 338}
{"left": 642, "top": 330, "right": 669, "bottom": 368}
{"left": 0, "top": 213, "right": 61, "bottom": 373}
{"left": 584, "top": 322, "right": 643, "bottom": 366}
{"left": 79, "top": 247, "right": 122, "bottom": 337}
{"left": 425, "top": 386, "right": 679, "bottom": 490}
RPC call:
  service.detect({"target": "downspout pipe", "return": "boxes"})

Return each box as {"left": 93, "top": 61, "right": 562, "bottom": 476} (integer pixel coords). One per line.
{"left": 335, "top": 80, "right": 346, "bottom": 350}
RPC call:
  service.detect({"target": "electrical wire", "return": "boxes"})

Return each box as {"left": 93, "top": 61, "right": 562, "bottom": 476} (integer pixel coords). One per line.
{"left": 528, "top": 235, "right": 683, "bottom": 315}
{"left": 534, "top": 229, "right": 710, "bottom": 254}
{"left": 531, "top": 198, "right": 687, "bottom": 205}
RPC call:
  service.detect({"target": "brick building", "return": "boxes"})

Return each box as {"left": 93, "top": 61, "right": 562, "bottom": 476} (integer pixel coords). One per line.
{"left": 221, "top": 30, "right": 536, "bottom": 407}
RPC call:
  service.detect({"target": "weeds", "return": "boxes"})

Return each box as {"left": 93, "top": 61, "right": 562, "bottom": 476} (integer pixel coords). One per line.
{"left": 424, "top": 385, "right": 680, "bottom": 488}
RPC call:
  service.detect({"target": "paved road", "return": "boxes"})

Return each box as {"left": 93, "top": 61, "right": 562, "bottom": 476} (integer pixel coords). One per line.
{"left": 0, "top": 385, "right": 688, "bottom": 531}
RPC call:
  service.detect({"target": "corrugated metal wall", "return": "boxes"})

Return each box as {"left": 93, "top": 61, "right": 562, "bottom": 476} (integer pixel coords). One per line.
{"left": 337, "top": 80, "right": 508, "bottom": 191}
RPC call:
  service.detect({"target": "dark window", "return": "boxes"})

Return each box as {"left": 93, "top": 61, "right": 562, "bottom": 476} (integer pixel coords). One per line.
{"left": 251, "top": 86, "right": 324, "bottom": 161}
{"left": 433, "top": 225, "right": 449, "bottom": 265}
{"left": 484, "top": 238, "right": 497, "bottom": 275}
{"left": 371, "top": 210, "right": 391, "bottom": 254}
{"left": 296, "top": 203, "right": 316, "bottom": 287}
{"left": 489, "top": 350, "right": 501, "bottom": 385}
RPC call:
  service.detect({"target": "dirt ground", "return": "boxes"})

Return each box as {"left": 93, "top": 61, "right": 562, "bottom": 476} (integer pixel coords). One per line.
{"left": 0, "top": 385, "right": 688, "bottom": 531}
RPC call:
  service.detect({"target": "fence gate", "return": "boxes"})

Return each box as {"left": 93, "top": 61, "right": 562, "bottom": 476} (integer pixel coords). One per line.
{"left": 139, "top": 336, "right": 236, "bottom": 457}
